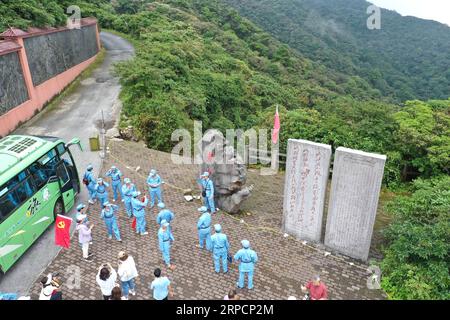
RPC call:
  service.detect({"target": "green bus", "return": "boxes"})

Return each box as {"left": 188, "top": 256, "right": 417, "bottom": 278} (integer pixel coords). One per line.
{"left": 0, "top": 135, "right": 82, "bottom": 273}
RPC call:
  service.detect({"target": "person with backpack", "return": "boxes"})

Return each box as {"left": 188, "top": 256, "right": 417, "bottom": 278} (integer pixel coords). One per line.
{"left": 200, "top": 172, "right": 215, "bottom": 213}
{"left": 83, "top": 164, "right": 97, "bottom": 204}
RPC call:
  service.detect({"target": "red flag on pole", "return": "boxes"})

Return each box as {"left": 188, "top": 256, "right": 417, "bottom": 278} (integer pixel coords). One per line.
{"left": 272, "top": 105, "right": 280, "bottom": 144}
{"left": 55, "top": 214, "right": 72, "bottom": 248}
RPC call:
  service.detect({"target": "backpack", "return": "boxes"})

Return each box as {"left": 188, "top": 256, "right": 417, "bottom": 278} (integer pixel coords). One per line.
{"left": 82, "top": 173, "right": 89, "bottom": 186}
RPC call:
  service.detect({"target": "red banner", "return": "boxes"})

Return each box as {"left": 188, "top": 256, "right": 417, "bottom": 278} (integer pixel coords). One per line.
{"left": 55, "top": 214, "right": 72, "bottom": 248}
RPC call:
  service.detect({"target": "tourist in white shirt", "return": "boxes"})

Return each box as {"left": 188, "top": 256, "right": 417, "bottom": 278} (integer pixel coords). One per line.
{"left": 96, "top": 263, "right": 117, "bottom": 300}
{"left": 117, "top": 251, "right": 138, "bottom": 300}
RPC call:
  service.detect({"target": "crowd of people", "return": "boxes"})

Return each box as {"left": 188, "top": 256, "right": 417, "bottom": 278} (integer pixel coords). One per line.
{"left": 33, "top": 164, "right": 328, "bottom": 300}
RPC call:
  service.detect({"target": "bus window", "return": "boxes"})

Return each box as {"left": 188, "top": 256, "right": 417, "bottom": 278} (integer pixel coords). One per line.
{"left": 0, "top": 174, "right": 36, "bottom": 223}
{"left": 29, "top": 149, "right": 59, "bottom": 190}
{"left": 56, "top": 163, "right": 70, "bottom": 187}
{"left": 56, "top": 143, "right": 66, "bottom": 156}
{"left": 0, "top": 186, "right": 15, "bottom": 223}
{"left": 17, "top": 171, "right": 33, "bottom": 198}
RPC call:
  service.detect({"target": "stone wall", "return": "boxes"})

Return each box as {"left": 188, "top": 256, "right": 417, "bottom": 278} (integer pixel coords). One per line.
{"left": 0, "top": 51, "right": 29, "bottom": 115}
{"left": 24, "top": 25, "right": 99, "bottom": 86}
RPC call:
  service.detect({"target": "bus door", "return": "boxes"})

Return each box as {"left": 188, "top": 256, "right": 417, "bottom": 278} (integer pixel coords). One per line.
{"left": 55, "top": 160, "right": 75, "bottom": 213}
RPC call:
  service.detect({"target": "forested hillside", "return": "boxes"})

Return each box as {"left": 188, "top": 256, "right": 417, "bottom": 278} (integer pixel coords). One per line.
{"left": 0, "top": 0, "right": 448, "bottom": 300}
{"left": 222, "top": 0, "right": 450, "bottom": 102}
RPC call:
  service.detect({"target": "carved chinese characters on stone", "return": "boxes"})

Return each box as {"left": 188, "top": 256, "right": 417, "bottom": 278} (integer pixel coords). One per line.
{"left": 282, "top": 139, "right": 331, "bottom": 242}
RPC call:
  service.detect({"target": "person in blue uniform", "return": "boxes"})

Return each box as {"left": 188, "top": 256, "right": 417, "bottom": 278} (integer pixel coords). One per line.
{"left": 94, "top": 178, "right": 110, "bottom": 207}
{"left": 234, "top": 240, "right": 258, "bottom": 290}
{"left": 84, "top": 164, "right": 97, "bottom": 204}
{"left": 200, "top": 172, "right": 215, "bottom": 213}
{"left": 211, "top": 224, "right": 230, "bottom": 273}
{"left": 121, "top": 178, "right": 136, "bottom": 218}
{"left": 156, "top": 203, "right": 174, "bottom": 226}
{"left": 158, "top": 220, "right": 175, "bottom": 270}
{"left": 100, "top": 202, "right": 122, "bottom": 242}
{"left": 131, "top": 191, "right": 148, "bottom": 236}
{"left": 146, "top": 169, "right": 163, "bottom": 208}
{"left": 105, "top": 166, "right": 124, "bottom": 202}
{"left": 196, "top": 206, "right": 212, "bottom": 251}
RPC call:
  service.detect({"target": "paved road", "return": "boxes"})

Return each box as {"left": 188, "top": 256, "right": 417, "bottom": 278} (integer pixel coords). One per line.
{"left": 0, "top": 32, "right": 134, "bottom": 296}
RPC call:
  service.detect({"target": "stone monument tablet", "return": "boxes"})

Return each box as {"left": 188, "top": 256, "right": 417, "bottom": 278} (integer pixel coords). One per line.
{"left": 282, "top": 139, "right": 331, "bottom": 242}
{"left": 324, "top": 147, "right": 386, "bottom": 261}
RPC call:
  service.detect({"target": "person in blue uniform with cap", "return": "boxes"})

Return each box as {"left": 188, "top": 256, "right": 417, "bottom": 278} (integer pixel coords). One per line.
{"left": 94, "top": 178, "right": 110, "bottom": 207}
{"left": 158, "top": 220, "right": 175, "bottom": 270}
{"left": 146, "top": 169, "right": 163, "bottom": 208}
{"left": 196, "top": 206, "right": 212, "bottom": 251}
{"left": 100, "top": 202, "right": 122, "bottom": 242}
{"left": 156, "top": 203, "right": 174, "bottom": 226}
{"left": 105, "top": 166, "right": 124, "bottom": 202}
{"left": 131, "top": 191, "right": 148, "bottom": 235}
{"left": 211, "top": 224, "right": 230, "bottom": 273}
{"left": 121, "top": 178, "right": 136, "bottom": 218}
{"left": 234, "top": 239, "right": 258, "bottom": 290}
{"left": 76, "top": 203, "right": 89, "bottom": 223}
{"left": 200, "top": 172, "right": 216, "bottom": 213}
{"left": 83, "top": 164, "right": 97, "bottom": 204}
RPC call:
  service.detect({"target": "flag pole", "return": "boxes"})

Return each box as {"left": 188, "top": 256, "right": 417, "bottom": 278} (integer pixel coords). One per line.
{"left": 270, "top": 105, "right": 279, "bottom": 172}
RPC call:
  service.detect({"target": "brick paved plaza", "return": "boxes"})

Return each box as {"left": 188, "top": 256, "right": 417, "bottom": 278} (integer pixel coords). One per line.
{"left": 30, "top": 140, "right": 386, "bottom": 300}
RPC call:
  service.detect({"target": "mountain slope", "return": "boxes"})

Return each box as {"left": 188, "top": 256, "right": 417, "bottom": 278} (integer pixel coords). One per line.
{"left": 221, "top": 0, "right": 450, "bottom": 102}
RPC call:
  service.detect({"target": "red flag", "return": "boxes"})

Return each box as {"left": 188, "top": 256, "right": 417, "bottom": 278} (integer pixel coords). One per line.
{"left": 272, "top": 105, "right": 280, "bottom": 144}
{"left": 131, "top": 217, "right": 137, "bottom": 230}
{"left": 55, "top": 214, "right": 72, "bottom": 248}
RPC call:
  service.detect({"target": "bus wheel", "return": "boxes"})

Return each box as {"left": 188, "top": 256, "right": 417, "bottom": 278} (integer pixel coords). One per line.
{"left": 53, "top": 199, "right": 65, "bottom": 218}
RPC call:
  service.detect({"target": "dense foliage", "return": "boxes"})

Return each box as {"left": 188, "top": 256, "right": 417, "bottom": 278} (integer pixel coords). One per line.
{"left": 381, "top": 176, "right": 450, "bottom": 300}
{"left": 1, "top": 0, "right": 449, "bottom": 300}
{"left": 222, "top": 0, "right": 450, "bottom": 102}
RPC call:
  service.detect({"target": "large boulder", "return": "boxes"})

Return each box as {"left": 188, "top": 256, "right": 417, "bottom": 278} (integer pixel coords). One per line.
{"left": 199, "top": 130, "right": 251, "bottom": 214}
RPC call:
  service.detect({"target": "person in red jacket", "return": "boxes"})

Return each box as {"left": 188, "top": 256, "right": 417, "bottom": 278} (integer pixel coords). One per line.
{"left": 301, "top": 275, "right": 328, "bottom": 300}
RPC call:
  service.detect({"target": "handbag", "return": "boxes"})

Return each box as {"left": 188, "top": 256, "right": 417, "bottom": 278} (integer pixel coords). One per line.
{"left": 131, "top": 217, "right": 136, "bottom": 230}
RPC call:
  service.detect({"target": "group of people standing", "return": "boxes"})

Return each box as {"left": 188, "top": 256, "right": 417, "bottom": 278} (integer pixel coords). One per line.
{"left": 34, "top": 163, "right": 330, "bottom": 300}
